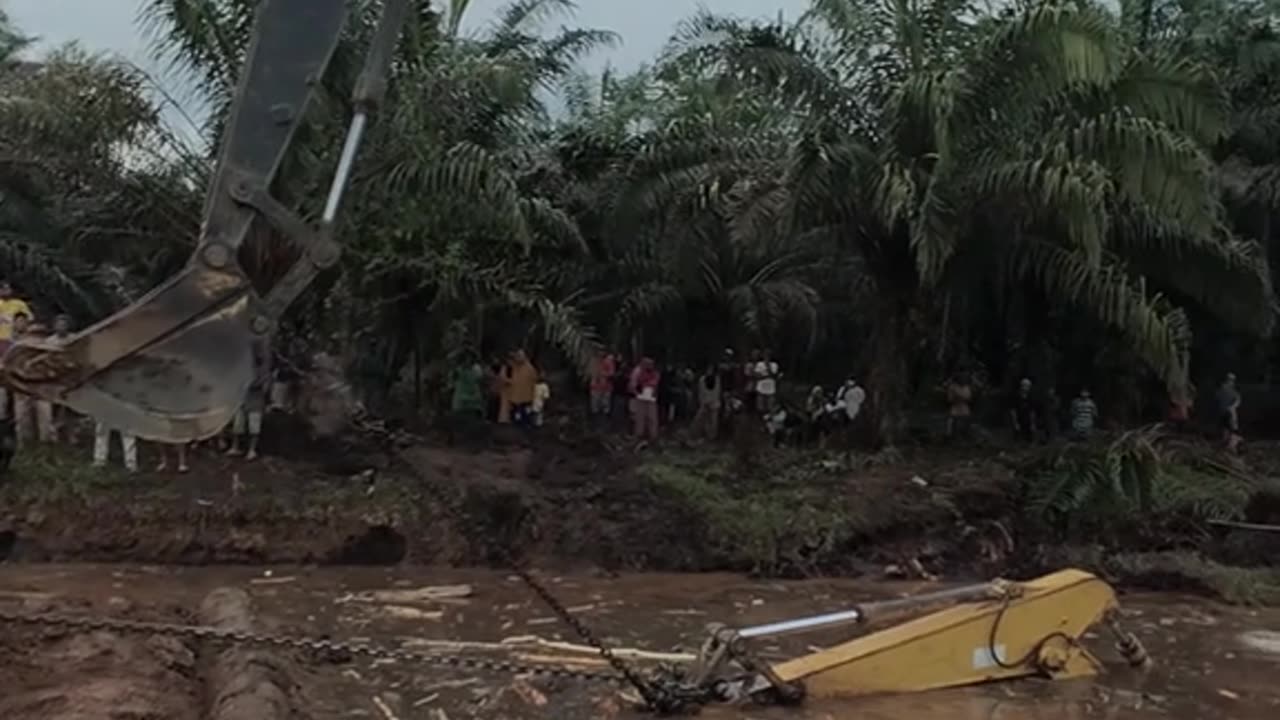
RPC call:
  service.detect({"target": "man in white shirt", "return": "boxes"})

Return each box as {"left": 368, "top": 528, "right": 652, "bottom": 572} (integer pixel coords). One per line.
{"left": 754, "top": 350, "right": 780, "bottom": 412}
{"left": 842, "top": 378, "right": 866, "bottom": 422}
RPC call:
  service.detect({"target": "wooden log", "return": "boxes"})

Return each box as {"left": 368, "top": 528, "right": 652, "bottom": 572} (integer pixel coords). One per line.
{"left": 200, "top": 587, "right": 295, "bottom": 720}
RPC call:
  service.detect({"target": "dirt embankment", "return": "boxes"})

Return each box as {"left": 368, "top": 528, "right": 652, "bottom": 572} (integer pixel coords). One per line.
{"left": 0, "top": 429, "right": 1017, "bottom": 574}
{"left": 3, "top": 429, "right": 1280, "bottom": 603}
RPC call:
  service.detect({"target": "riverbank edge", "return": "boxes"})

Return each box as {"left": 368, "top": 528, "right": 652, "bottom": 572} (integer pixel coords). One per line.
{"left": 1, "top": 441, "right": 1279, "bottom": 606}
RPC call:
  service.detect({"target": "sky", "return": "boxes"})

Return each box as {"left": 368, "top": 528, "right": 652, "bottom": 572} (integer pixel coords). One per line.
{"left": 6, "top": 0, "right": 807, "bottom": 126}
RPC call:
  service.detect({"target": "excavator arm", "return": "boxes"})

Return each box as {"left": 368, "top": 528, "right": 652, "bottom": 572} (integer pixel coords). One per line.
{"left": 0, "top": 0, "right": 411, "bottom": 442}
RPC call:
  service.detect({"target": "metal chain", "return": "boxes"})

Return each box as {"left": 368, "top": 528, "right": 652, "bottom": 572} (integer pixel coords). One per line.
{"left": 357, "top": 417, "right": 692, "bottom": 714}
{"left": 0, "top": 606, "right": 621, "bottom": 683}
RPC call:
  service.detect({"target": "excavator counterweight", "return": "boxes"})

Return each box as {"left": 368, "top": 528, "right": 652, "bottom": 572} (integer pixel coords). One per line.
{"left": 0, "top": 0, "right": 411, "bottom": 442}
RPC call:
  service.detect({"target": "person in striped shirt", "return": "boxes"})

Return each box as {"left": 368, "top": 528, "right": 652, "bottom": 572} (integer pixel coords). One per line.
{"left": 1070, "top": 388, "right": 1098, "bottom": 438}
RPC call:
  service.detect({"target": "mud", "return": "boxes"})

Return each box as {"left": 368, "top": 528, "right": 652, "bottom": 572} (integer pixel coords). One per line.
{"left": 3, "top": 564, "right": 1280, "bottom": 720}
{"left": 0, "top": 592, "right": 200, "bottom": 720}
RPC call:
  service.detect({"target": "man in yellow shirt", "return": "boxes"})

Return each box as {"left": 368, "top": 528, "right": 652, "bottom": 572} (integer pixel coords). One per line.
{"left": 504, "top": 349, "right": 539, "bottom": 427}
{"left": 0, "top": 281, "right": 32, "bottom": 350}
{"left": 0, "top": 282, "right": 30, "bottom": 423}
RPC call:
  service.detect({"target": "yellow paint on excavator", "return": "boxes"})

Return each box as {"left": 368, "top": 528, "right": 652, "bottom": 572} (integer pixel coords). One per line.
{"left": 771, "top": 569, "right": 1116, "bottom": 698}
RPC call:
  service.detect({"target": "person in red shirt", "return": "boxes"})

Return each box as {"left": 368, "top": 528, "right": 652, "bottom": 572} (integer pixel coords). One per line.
{"left": 629, "top": 357, "right": 661, "bottom": 440}
{"left": 589, "top": 350, "right": 616, "bottom": 420}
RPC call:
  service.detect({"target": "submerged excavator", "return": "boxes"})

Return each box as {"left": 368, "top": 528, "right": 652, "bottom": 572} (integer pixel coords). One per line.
{"left": 0, "top": 0, "right": 1152, "bottom": 713}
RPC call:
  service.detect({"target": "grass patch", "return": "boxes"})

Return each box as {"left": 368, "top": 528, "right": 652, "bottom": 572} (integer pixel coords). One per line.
{"left": 1106, "top": 551, "right": 1280, "bottom": 606}
{"left": 635, "top": 450, "right": 963, "bottom": 575}
{"left": 637, "top": 452, "right": 853, "bottom": 575}
{"left": 0, "top": 444, "right": 129, "bottom": 505}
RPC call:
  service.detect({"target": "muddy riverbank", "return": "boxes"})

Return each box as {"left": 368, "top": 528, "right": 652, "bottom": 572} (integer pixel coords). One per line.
{"left": 3, "top": 564, "right": 1280, "bottom": 719}
{"left": 2, "top": 433, "right": 1279, "bottom": 604}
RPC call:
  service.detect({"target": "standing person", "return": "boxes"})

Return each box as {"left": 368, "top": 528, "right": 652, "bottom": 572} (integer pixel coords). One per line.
{"left": 505, "top": 350, "right": 538, "bottom": 427}
{"left": 155, "top": 441, "right": 190, "bottom": 473}
{"left": 227, "top": 336, "right": 272, "bottom": 460}
{"left": 945, "top": 373, "right": 974, "bottom": 441}
{"left": 717, "top": 349, "right": 738, "bottom": 437}
{"left": 450, "top": 354, "right": 486, "bottom": 419}
{"left": 9, "top": 313, "right": 53, "bottom": 447}
{"left": 1168, "top": 382, "right": 1195, "bottom": 433}
{"left": 754, "top": 350, "right": 780, "bottom": 413}
{"left": 0, "top": 282, "right": 32, "bottom": 424}
{"left": 611, "top": 353, "right": 631, "bottom": 425}
{"left": 446, "top": 353, "right": 486, "bottom": 446}
{"left": 488, "top": 356, "right": 507, "bottom": 423}
{"left": 1217, "top": 372, "right": 1242, "bottom": 452}
{"left": 48, "top": 314, "right": 73, "bottom": 441}
{"left": 743, "top": 350, "right": 761, "bottom": 411}
{"left": 806, "top": 385, "right": 827, "bottom": 445}
{"left": 1070, "top": 388, "right": 1098, "bottom": 439}
{"left": 1042, "top": 386, "right": 1062, "bottom": 441}
{"left": 269, "top": 337, "right": 302, "bottom": 411}
{"left": 840, "top": 377, "right": 867, "bottom": 447}
{"left": 1009, "top": 377, "right": 1037, "bottom": 443}
{"left": 532, "top": 372, "right": 551, "bottom": 427}
{"left": 630, "top": 357, "right": 661, "bottom": 441}
{"left": 93, "top": 422, "right": 138, "bottom": 473}
{"left": 0, "top": 280, "right": 32, "bottom": 353}
{"left": 694, "top": 364, "right": 722, "bottom": 441}
{"left": 674, "top": 365, "right": 696, "bottom": 422}
{"left": 588, "top": 350, "right": 616, "bottom": 420}
{"left": 657, "top": 361, "right": 676, "bottom": 424}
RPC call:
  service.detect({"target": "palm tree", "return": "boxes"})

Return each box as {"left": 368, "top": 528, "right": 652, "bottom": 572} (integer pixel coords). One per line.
{"left": 639, "top": 0, "right": 1272, "bottom": 444}
{"left": 0, "top": 37, "right": 200, "bottom": 321}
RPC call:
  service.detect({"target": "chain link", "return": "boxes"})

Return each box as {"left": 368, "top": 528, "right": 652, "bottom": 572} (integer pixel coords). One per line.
{"left": 0, "top": 606, "right": 623, "bottom": 683}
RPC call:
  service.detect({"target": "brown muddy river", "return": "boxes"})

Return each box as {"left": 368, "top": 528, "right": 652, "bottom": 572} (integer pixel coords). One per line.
{"left": 2, "top": 564, "right": 1279, "bottom": 719}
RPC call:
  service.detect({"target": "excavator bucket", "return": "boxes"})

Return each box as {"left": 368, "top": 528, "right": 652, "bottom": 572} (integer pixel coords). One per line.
{"left": 0, "top": 0, "right": 410, "bottom": 443}
{"left": 2, "top": 288, "right": 256, "bottom": 442}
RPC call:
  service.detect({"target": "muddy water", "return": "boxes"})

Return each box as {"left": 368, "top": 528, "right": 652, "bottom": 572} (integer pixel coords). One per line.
{"left": 2, "top": 565, "right": 1279, "bottom": 720}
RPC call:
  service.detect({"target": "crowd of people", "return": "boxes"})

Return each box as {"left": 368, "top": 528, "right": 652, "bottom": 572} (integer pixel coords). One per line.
{"left": 89, "top": 334, "right": 276, "bottom": 473}
{"left": 942, "top": 371, "right": 1244, "bottom": 451}
{"left": 0, "top": 280, "right": 277, "bottom": 473}
{"left": 0, "top": 271, "right": 1248, "bottom": 469}
{"left": 448, "top": 344, "right": 1248, "bottom": 453}
{"left": 447, "top": 346, "right": 872, "bottom": 448}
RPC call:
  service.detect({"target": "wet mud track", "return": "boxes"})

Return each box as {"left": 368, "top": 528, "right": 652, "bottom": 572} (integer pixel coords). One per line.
{"left": 2, "top": 564, "right": 1280, "bottom": 719}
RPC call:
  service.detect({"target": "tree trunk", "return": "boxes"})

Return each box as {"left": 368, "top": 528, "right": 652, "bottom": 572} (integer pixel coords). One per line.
{"left": 866, "top": 309, "right": 912, "bottom": 449}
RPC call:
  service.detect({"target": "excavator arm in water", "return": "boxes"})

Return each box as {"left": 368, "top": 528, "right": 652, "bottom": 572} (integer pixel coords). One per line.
{"left": 0, "top": 0, "right": 411, "bottom": 443}
{"left": 686, "top": 569, "right": 1151, "bottom": 706}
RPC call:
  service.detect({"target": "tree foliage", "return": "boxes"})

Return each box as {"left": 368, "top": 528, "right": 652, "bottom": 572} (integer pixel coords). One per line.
{"left": 0, "top": 0, "right": 1276, "bottom": 430}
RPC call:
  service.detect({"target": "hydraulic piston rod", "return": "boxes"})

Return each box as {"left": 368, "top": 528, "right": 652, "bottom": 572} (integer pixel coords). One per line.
{"left": 739, "top": 610, "right": 863, "bottom": 639}
{"left": 737, "top": 581, "right": 1011, "bottom": 640}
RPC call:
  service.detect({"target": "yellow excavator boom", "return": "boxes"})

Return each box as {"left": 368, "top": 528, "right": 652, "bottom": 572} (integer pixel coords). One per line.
{"left": 690, "top": 569, "right": 1150, "bottom": 705}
